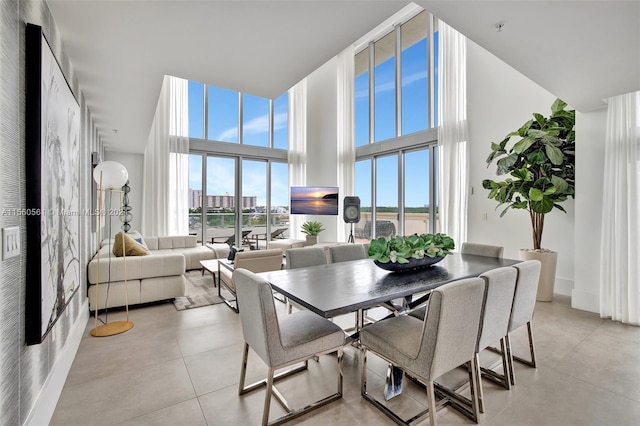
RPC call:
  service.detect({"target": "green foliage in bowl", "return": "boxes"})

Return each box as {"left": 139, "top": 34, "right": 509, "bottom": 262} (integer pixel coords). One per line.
{"left": 368, "top": 233, "right": 455, "bottom": 264}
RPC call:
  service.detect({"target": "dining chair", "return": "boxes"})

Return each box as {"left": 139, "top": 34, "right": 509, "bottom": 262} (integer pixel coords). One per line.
{"left": 327, "top": 243, "right": 366, "bottom": 263}
{"left": 284, "top": 246, "right": 327, "bottom": 313}
{"left": 504, "top": 260, "right": 542, "bottom": 385}
{"left": 360, "top": 277, "right": 486, "bottom": 426}
{"left": 286, "top": 246, "right": 327, "bottom": 269}
{"left": 473, "top": 266, "right": 518, "bottom": 413}
{"left": 234, "top": 268, "right": 345, "bottom": 426}
{"left": 409, "top": 242, "right": 504, "bottom": 320}
{"left": 461, "top": 242, "right": 504, "bottom": 258}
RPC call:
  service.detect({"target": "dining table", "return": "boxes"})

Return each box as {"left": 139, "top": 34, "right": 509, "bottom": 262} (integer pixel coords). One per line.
{"left": 258, "top": 253, "right": 520, "bottom": 321}
{"left": 258, "top": 252, "right": 521, "bottom": 400}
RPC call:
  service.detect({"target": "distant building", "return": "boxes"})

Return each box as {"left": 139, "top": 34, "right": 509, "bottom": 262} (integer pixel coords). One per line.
{"left": 188, "top": 189, "right": 257, "bottom": 210}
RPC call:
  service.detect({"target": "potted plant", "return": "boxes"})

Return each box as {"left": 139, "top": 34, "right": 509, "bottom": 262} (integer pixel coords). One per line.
{"left": 482, "top": 98, "right": 575, "bottom": 301}
{"left": 368, "top": 233, "right": 455, "bottom": 271}
{"left": 301, "top": 220, "right": 325, "bottom": 245}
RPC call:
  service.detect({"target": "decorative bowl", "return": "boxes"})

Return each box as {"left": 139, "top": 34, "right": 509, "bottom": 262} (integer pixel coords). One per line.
{"left": 374, "top": 255, "right": 444, "bottom": 272}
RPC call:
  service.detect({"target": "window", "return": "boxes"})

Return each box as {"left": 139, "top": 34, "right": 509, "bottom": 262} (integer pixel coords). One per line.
{"left": 355, "top": 9, "right": 437, "bottom": 144}
{"left": 188, "top": 82, "right": 204, "bottom": 138}
{"left": 273, "top": 93, "right": 288, "bottom": 150}
{"left": 374, "top": 31, "right": 396, "bottom": 142}
{"left": 187, "top": 80, "right": 289, "bottom": 245}
{"left": 354, "top": 8, "right": 440, "bottom": 240}
{"left": 208, "top": 86, "right": 239, "bottom": 142}
{"left": 242, "top": 94, "right": 270, "bottom": 147}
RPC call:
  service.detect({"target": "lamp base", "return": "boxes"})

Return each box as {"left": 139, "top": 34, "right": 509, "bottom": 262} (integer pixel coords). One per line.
{"left": 90, "top": 320, "right": 134, "bottom": 337}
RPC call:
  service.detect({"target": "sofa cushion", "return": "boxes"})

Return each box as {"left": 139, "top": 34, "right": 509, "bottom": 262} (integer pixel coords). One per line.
{"left": 112, "top": 231, "right": 150, "bottom": 257}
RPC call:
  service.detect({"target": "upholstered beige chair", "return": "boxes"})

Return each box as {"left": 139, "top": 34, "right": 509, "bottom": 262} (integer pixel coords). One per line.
{"left": 218, "top": 248, "right": 283, "bottom": 312}
{"left": 286, "top": 246, "right": 327, "bottom": 269}
{"left": 504, "top": 260, "right": 542, "bottom": 385}
{"left": 327, "top": 243, "right": 367, "bottom": 263}
{"left": 234, "top": 268, "right": 345, "bottom": 426}
{"left": 360, "top": 277, "right": 486, "bottom": 426}
{"left": 461, "top": 242, "right": 504, "bottom": 258}
{"left": 284, "top": 246, "right": 327, "bottom": 314}
{"left": 409, "top": 242, "right": 504, "bottom": 320}
{"left": 473, "top": 267, "right": 518, "bottom": 412}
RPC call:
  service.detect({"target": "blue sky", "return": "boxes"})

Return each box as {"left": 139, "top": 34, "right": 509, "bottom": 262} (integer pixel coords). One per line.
{"left": 187, "top": 31, "right": 437, "bottom": 209}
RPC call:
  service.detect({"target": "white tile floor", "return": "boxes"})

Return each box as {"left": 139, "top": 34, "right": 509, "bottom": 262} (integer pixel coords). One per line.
{"left": 51, "top": 292, "right": 640, "bottom": 425}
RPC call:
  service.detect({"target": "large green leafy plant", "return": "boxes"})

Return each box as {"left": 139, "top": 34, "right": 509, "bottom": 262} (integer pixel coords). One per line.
{"left": 368, "top": 233, "right": 455, "bottom": 264}
{"left": 482, "top": 98, "right": 575, "bottom": 250}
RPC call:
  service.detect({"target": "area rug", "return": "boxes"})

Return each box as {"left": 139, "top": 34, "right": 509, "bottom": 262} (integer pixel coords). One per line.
{"left": 173, "top": 270, "right": 224, "bottom": 310}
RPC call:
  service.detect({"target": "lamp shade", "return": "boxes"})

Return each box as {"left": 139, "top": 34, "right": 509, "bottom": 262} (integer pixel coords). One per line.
{"left": 93, "top": 161, "right": 129, "bottom": 190}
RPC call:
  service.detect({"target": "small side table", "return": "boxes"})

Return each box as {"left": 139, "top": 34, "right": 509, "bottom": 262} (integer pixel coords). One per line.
{"left": 217, "top": 259, "right": 238, "bottom": 312}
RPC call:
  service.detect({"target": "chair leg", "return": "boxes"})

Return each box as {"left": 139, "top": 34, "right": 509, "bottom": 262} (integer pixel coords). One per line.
{"left": 510, "top": 322, "right": 537, "bottom": 371}
{"left": 426, "top": 381, "right": 437, "bottom": 426}
{"left": 238, "top": 342, "right": 250, "bottom": 395}
{"left": 505, "top": 333, "right": 516, "bottom": 386}
{"left": 467, "top": 360, "right": 480, "bottom": 423}
{"left": 337, "top": 348, "right": 344, "bottom": 396}
{"left": 473, "top": 353, "right": 485, "bottom": 413}
{"left": 262, "top": 368, "right": 275, "bottom": 426}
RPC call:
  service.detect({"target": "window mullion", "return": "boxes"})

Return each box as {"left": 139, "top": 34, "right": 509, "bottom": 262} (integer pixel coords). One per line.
{"left": 368, "top": 41, "right": 375, "bottom": 145}
{"left": 395, "top": 24, "right": 402, "bottom": 138}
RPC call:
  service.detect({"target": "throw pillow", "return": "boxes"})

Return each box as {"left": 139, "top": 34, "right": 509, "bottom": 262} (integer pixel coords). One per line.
{"left": 128, "top": 230, "right": 149, "bottom": 250}
{"left": 112, "top": 231, "right": 150, "bottom": 257}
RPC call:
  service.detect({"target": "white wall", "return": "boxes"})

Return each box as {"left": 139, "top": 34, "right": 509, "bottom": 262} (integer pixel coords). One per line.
{"left": 466, "top": 40, "right": 576, "bottom": 296}
{"left": 572, "top": 109, "right": 606, "bottom": 312}
{"left": 304, "top": 56, "right": 341, "bottom": 243}
{"left": 104, "top": 151, "right": 144, "bottom": 234}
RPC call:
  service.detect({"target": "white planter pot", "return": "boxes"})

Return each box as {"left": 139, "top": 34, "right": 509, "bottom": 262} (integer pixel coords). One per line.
{"left": 518, "top": 249, "right": 558, "bottom": 302}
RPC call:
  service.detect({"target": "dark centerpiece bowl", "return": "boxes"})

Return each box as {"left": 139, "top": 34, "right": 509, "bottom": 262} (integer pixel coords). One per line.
{"left": 368, "top": 233, "right": 455, "bottom": 273}
{"left": 374, "top": 255, "right": 444, "bottom": 272}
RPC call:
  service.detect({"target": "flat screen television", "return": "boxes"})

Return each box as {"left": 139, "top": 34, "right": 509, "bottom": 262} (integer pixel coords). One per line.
{"left": 290, "top": 186, "right": 339, "bottom": 215}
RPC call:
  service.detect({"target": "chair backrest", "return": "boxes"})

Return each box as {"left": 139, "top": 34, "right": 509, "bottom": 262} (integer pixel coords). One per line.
{"left": 416, "top": 277, "right": 485, "bottom": 380}
{"left": 234, "top": 248, "right": 283, "bottom": 273}
{"left": 328, "top": 244, "right": 366, "bottom": 263}
{"left": 234, "top": 268, "right": 281, "bottom": 365}
{"left": 477, "top": 267, "right": 518, "bottom": 351}
{"left": 461, "top": 242, "right": 504, "bottom": 258}
{"left": 286, "top": 246, "right": 327, "bottom": 269}
{"left": 271, "top": 228, "right": 287, "bottom": 239}
{"left": 509, "top": 260, "right": 542, "bottom": 332}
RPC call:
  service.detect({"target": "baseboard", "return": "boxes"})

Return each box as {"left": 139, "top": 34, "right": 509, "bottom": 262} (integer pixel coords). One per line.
{"left": 571, "top": 288, "right": 599, "bottom": 314}
{"left": 554, "top": 277, "right": 573, "bottom": 297}
{"left": 24, "top": 299, "right": 89, "bottom": 426}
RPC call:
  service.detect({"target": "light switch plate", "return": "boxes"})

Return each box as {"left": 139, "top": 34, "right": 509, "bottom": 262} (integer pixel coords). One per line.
{"left": 2, "top": 226, "right": 20, "bottom": 260}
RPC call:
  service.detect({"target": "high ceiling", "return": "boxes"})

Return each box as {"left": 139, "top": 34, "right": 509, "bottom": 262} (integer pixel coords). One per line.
{"left": 47, "top": 0, "right": 640, "bottom": 154}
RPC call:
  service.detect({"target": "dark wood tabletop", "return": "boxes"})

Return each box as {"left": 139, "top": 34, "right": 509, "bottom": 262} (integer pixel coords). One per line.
{"left": 257, "top": 253, "right": 520, "bottom": 318}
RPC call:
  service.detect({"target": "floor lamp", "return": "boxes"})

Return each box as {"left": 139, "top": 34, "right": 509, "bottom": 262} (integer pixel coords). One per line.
{"left": 91, "top": 161, "right": 134, "bottom": 337}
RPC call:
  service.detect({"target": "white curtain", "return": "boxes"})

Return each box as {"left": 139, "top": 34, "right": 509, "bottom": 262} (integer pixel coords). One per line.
{"left": 336, "top": 45, "right": 355, "bottom": 242}
{"left": 288, "top": 79, "right": 307, "bottom": 240}
{"left": 437, "top": 21, "right": 469, "bottom": 247}
{"left": 600, "top": 90, "right": 640, "bottom": 325}
{"left": 142, "top": 75, "right": 189, "bottom": 237}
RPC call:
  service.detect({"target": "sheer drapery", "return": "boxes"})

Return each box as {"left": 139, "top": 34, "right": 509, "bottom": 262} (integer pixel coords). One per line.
{"left": 437, "top": 21, "right": 469, "bottom": 247}
{"left": 142, "top": 75, "right": 189, "bottom": 236}
{"left": 336, "top": 45, "right": 355, "bottom": 242}
{"left": 600, "top": 90, "right": 640, "bottom": 325}
{"left": 288, "top": 79, "right": 307, "bottom": 240}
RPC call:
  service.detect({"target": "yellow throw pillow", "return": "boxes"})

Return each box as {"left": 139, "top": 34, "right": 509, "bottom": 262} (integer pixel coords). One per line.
{"left": 113, "top": 231, "right": 150, "bottom": 257}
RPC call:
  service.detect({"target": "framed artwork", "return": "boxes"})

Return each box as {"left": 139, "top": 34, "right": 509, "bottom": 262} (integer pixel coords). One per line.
{"left": 25, "top": 23, "right": 81, "bottom": 345}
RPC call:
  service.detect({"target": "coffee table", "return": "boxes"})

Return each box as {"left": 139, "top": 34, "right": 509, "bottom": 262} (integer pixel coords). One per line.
{"left": 199, "top": 259, "right": 220, "bottom": 287}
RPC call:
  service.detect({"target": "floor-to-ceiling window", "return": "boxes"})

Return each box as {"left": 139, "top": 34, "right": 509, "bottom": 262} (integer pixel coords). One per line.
{"left": 187, "top": 81, "right": 288, "bottom": 246}
{"left": 354, "top": 8, "right": 440, "bottom": 241}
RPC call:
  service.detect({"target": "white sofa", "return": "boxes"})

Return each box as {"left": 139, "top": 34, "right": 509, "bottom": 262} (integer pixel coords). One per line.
{"left": 87, "top": 235, "right": 226, "bottom": 311}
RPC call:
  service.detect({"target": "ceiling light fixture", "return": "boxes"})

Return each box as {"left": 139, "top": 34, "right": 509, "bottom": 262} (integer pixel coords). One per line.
{"left": 494, "top": 22, "right": 505, "bottom": 32}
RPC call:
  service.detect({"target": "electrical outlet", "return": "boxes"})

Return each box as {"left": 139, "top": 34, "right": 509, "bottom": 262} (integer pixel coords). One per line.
{"left": 2, "top": 226, "right": 20, "bottom": 260}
